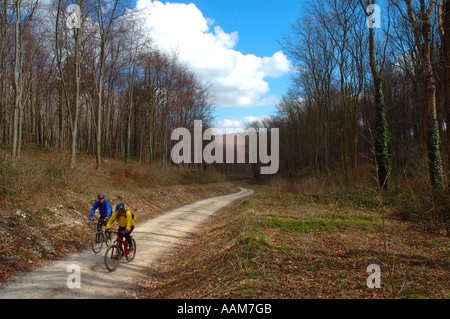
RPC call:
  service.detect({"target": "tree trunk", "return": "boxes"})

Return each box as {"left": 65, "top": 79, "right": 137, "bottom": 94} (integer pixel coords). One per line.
{"left": 125, "top": 85, "right": 133, "bottom": 165}
{"left": 70, "top": 25, "right": 81, "bottom": 169}
{"left": 405, "top": 0, "right": 444, "bottom": 189}
{"left": 367, "top": 0, "right": 391, "bottom": 189}
{"left": 12, "top": 0, "right": 23, "bottom": 164}
{"left": 96, "top": 58, "right": 104, "bottom": 169}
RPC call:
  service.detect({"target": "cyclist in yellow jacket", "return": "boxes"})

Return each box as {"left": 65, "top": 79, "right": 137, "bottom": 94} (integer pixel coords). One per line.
{"left": 105, "top": 203, "right": 136, "bottom": 254}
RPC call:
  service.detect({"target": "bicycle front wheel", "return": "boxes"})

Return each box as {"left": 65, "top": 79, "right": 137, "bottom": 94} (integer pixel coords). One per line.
{"left": 104, "top": 245, "right": 121, "bottom": 272}
{"left": 91, "top": 231, "right": 103, "bottom": 254}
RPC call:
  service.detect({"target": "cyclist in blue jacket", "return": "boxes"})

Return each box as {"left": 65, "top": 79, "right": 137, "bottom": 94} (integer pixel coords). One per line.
{"left": 89, "top": 193, "right": 112, "bottom": 232}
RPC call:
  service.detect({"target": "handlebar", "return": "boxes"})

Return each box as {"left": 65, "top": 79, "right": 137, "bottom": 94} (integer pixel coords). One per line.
{"left": 89, "top": 217, "right": 109, "bottom": 222}
{"left": 106, "top": 230, "right": 126, "bottom": 235}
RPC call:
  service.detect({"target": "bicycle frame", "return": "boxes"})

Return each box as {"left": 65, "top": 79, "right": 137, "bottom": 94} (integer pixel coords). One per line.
{"left": 95, "top": 218, "right": 107, "bottom": 232}
{"left": 90, "top": 218, "right": 111, "bottom": 254}
{"left": 114, "top": 234, "right": 128, "bottom": 255}
{"left": 92, "top": 218, "right": 110, "bottom": 237}
{"left": 104, "top": 231, "right": 136, "bottom": 272}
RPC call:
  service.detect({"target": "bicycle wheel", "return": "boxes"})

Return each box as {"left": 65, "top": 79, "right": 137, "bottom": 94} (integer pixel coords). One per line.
{"left": 104, "top": 244, "right": 121, "bottom": 272}
{"left": 126, "top": 238, "right": 136, "bottom": 262}
{"left": 91, "top": 231, "right": 103, "bottom": 254}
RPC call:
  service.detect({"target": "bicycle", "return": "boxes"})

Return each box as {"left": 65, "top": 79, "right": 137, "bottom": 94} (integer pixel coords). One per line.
{"left": 90, "top": 218, "right": 112, "bottom": 254}
{"left": 104, "top": 231, "right": 136, "bottom": 272}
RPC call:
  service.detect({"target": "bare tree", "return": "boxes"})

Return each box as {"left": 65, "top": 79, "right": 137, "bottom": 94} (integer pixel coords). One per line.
{"left": 55, "top": 0, "right": 84, "bottom": 169}
{"left": 282, "top": 13, "right": 336, "bottom": 174}
{"left": 360, "top": 0, "right": 391, "bottom": 189}
{"left": 393, "top": 0, "right": 444, "bottom": 189}
{"left": 11, "top": 0, "right": 38, "bottom": 164}
{"left": 0, "top": 0, "right": 9, "bottom": 145}
{"left": 92, "top": 0, "right": 129, "bottom": 168}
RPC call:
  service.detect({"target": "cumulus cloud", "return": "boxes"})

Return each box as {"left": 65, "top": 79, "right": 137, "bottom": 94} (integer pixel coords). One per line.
{"left": 135, "top": 0, "right": 291, "bottom": 108}
{"left": 213, "top": 115, "right": 273, "bottom": 135}
{"left": 215, "top": 119, "right": 243, "bottom": 129}
{"left": 243, "top": 115, "right": 272, "bottom": 124}
{"left": 261, "top": 51, "right": 292, "bottom": 77}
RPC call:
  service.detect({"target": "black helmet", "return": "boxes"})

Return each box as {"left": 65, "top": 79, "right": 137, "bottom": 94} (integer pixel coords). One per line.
{"left": 98, "top": 193, "right": 105, "bottom": 200}
{"left": 115, "top": 203, "right": 125, "bottom": 212}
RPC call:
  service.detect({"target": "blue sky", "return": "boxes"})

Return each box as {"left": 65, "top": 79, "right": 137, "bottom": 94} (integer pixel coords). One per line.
{"left": 167, "top": 0, "right": 302, "bottom": 56}
{"left": 133, "top": 0, "right": 304, "bottom": 132}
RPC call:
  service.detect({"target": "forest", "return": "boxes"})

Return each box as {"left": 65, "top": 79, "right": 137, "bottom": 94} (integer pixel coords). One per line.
{"left": 248, "top": 0, "right": 450, "bottom": 226}
{"left": 270, "top": 0, "right": 449, "bottom": 190}
{"left": 0, "top": 0, "right": 214, "bottom": 169}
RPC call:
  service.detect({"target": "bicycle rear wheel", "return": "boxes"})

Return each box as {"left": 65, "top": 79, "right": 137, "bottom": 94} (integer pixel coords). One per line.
{"left": 91, "top": 231, "right": 103, "bottom": 254}
{"left": 104, "top": 245, "right": 121, "bottom": 272}
{"left": 126, "top": 238, "right": 136, "bottom": 262}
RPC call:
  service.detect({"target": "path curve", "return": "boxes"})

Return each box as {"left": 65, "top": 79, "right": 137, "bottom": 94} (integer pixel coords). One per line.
{"left": 0, "top": 187, "right": 254, "bottom": 299}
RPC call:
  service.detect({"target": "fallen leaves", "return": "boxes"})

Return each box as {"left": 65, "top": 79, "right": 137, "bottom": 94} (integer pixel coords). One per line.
{"left": 136, "top": 187, "right": 450, "bottom": 299}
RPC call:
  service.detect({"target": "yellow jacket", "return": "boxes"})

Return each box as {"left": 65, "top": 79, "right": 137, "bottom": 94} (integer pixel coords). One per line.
{"left": 106, "top": 210, "right": 136, "bottom": 231}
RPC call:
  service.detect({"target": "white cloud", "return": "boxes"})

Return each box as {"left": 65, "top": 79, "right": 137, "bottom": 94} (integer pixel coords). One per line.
{"left": 135, "top": 0, "right": 291, "bottom": 108}
{"left": 213, "top": 115, "right": 273, "bottom": 135}
{"left": 261, "top": 51, "right": 292, "bottom": 77}
{"left": 215, "top": 119, "right": 242, "bottom": 129}
{"left": 243, "top": 115, "right": 272, "bottom": 124}
{"left": 213, "top": 26, "right": 239, "bottom": 49}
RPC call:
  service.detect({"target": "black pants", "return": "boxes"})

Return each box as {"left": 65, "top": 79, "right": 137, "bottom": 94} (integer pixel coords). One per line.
{"left": 97, "top": 218, "right": 108, "bottom": 232}
{"left": 118, "top": 226, "right": 134, "bottom": 247}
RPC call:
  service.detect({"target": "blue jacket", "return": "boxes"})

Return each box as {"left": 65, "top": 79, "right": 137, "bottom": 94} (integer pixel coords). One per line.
{"left": 89, "top": 200, "right": 112, "bottom": 220}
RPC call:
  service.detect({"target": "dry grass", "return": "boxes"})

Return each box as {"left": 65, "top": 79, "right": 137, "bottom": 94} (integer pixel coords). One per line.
{"left": 136, "top": 184, "right": 449, "bottom": 299}
{"left": 0, "top": 147, "right": 238, "bottom": 283}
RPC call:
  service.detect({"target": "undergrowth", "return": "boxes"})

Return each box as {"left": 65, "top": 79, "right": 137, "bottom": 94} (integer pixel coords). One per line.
{"left": 137, "top": 178, "right": 449, "bottom": 299}
{"left": 269, "top": 167, "right": 450, "bottom": 235}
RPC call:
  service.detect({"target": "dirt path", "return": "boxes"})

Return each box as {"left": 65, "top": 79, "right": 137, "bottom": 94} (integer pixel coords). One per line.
{"left": 0, "top": 187, "right": 253, "bottom": 299}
